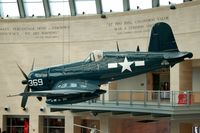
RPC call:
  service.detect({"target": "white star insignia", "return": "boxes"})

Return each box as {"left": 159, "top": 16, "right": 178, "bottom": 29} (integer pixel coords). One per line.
{"left": 118, "top": 57, "right": 134, "bottom": 72}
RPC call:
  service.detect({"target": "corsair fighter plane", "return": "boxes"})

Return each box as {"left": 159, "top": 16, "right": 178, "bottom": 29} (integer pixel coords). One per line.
{"left": 11, "top": 22, "right": 193, "bottom": 109}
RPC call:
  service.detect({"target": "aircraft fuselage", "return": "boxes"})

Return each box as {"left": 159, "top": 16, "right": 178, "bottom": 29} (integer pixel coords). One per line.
{"left": 28, "top": 51, "right": 192, "bottom": 92}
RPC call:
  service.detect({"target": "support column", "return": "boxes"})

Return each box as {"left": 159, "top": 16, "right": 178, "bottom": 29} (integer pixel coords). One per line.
{"left": 170, "top": 64, "right": 180, "bottom": 91}
{"left": 65, "top": 112, "right": 74, "bottom": 133}
{"left": 38, "top": 116, "right": 44, "bottom": 133}
{"left": 179, "top": 60, "right": 192, "bottom": 91}
{"left": 30, "top": 115, "right": 38, "bottom": 133}
{"left": 170, "top": 64, "right": 180, "bottom": 104}
{"left": 171, "top": 120, "right": 180, "bottom": 133}
{"left": 100, "top": 116, "right": 109, "bottom": 133}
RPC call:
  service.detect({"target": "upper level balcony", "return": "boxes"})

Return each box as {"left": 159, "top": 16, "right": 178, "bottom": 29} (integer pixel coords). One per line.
{"left": 48, "top": 90, "right": 200, "bottom": 117}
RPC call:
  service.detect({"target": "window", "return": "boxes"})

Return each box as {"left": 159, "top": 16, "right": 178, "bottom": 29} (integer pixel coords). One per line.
{"left": 24, "top": 0, "right": 45, "bottom": 16}
{"left": 49, "top": 0, "right": 71, "bottom": 16}
{"left": 75, "top": 0, "right": 96, "bottom": 15}
{"left": 93, "top": 50, "right": 103, "bottom": 62}
{"left": 102, "top": 0, "right": 123, "bottom": 12}
{"left": 61, "top": 83, "right": 68, "bottom": 88}
{"left": 130, "top": 0, "right": 152, "bottom": 10}
{"left": 6, "top": 116, "right": 29, "bottom": 133}
{"left": 43, "top": 116, "right": 65, "bottom": 133}
{"left": 70, "top": 83, "right": 77, "bottom": 87}
{"left": 0, "top": 0, "right": 19, "bottom": 17}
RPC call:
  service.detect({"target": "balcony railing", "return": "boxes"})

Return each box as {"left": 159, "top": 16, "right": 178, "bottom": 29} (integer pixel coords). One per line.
{"left": 100, "top": 90, "right": 200, "bottom": 107}
{"left": 48, "top": 90, "right": 200, "bottom": 115}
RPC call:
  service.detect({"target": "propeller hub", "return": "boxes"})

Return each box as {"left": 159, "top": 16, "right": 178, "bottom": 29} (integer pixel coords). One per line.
{"left": 22, "top": 80, "right": 28, "bottom": 85}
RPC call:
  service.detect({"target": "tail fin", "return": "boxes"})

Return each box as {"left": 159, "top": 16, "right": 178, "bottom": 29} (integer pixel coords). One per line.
{"left": 148, "top": 22, "right": 179, "bottom": 52}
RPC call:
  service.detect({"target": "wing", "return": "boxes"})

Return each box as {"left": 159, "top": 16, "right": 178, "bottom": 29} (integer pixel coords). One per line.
{"left": 19, "top": 79, "right": 101, "bottom": 97}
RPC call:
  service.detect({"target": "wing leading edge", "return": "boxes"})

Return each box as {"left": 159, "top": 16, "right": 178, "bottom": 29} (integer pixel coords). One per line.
{"left": 20, "top": 79, "right": 102, "bottom": 97}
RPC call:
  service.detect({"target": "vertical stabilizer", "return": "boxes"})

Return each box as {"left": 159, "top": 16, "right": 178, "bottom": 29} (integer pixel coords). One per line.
{"left": 148, "top": 22, "right": 179, "bottom": 52}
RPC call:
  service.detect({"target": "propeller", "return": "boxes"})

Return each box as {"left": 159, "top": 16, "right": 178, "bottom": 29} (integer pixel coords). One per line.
{"left": 30, "top": 59, "right": 43, "bottom": 102}
{"left": 17, "top": 59, "right": 42, "bottom": 109}
{"left": 17, "top": 64, "right": 30, "bottom": 109}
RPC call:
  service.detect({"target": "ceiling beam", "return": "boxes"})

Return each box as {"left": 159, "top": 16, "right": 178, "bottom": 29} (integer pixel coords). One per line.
{"left": 184, "top": 0, "right": 192, "bottom": 2}
{"left": 152, "top": 0, "right": 160, "bottom": 8}
{"left": 112, "top": 111, "right": 131, "bottom": 115}
{"left": 132, "top": 112, "right": 151, "bottom": 116}
{"left": 43, "top": 0, "right": 51, "bottom": 17}
{"left": 152, "top": 114, "right": 171, "bottom": 118}
{"left": 95, "top": 0, "right": 103, "bottom": 14}
{"left": 17, "top": 0, "right": 26, "bottom": 18}
{"left": 69, "top": 0, "right": 77, "bottom": 16}
{"left": 123, "top": 0, "right": 130, "bottom": 11}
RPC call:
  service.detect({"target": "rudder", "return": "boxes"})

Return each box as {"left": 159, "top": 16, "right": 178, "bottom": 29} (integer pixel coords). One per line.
{"left": 148, "top": 22, "right": 179, "bottom": 52}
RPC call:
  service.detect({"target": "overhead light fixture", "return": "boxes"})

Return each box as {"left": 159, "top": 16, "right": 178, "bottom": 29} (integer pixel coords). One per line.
{"left": 169, "top": 1, "right": 176, "bottom": 10}
{"left": 170, "top": 3, "right": 176, "bottom": 10}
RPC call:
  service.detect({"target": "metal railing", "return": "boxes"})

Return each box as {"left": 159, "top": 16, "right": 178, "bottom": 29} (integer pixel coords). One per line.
{"left": 97, "top": 90, "right": 200, "bottom": 107}
{"left": 48, "top": 90, "right": 200, "bottom": 115}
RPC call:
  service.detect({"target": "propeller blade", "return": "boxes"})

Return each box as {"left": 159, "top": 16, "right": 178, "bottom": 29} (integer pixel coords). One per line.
{"left": 21, "top": 85, "right": 30, "bottom": 109}
{"left": 17, "top": 63, "right": 28, "bottom": 80}
{"left": 31, "top": 58, "right": 35, "bottom": 71}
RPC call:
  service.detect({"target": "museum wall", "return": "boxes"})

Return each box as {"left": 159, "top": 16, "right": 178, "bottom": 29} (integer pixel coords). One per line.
{"left": 0, "top": 0, "right": 200, "bottom": 132}
{"left": 109, "top": 118, "right": 170, "bottom": 133}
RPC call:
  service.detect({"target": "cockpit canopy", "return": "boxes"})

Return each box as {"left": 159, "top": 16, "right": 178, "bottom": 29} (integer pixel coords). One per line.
{"left": 85, "top": 50, "right": 103, "bottom": 62}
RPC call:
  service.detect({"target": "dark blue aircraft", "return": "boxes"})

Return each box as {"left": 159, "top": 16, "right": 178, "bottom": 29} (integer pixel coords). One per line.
{"left": 10, "top": 22, "right": 193, "bottom": 109}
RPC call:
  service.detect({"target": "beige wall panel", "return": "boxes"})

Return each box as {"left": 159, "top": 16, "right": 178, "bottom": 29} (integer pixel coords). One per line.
{"left": 193, "top": 59, "right": 200, "bottom": 67}
{"left": 109, "top": 118, "right": 170, "bottom": 133}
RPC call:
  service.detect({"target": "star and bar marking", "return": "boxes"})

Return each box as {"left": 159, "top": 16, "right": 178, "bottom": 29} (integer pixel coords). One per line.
{"left": 118, "top": 57, "right": 134, "bottom": 72}
{"left": 108, "top": 57, "right": 145, "bottom": 73}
